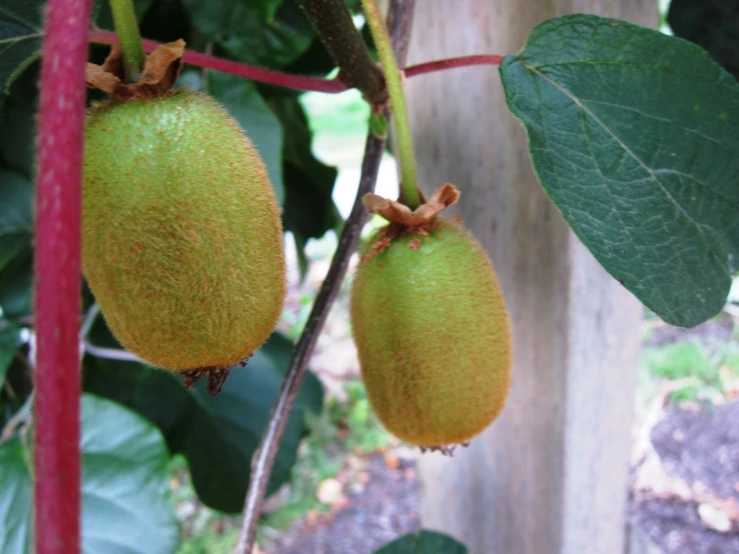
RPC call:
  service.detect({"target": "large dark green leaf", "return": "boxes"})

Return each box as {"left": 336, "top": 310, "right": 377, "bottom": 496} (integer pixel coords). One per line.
{"left": 500, "top": 14, "right": 739, "bottom": 327}
{"left": 0, "top": 169, "right": 33, "bottom": 272}
{"left": 0, "top": 0, "right": 43, "bottom": 96}
{"left": 0, "top": 61, "right": 38, "bottom": 179}
{"left": 79, "top": 394, "right": 179, "bottom": 553}
{"left": 668, "top": 0, "right": 739, "bottom": 79}
{"left": 0, "top": 436, "right": 31, "bottom": 553}
{"left": 0, "top": 319, "right": 21, "bottom": 387}
{"left": 83, "top": 319, "right": 323, "bottom": 513}
{"left": 0, "top": 247, "right": 31, "bottom": 318}
{"left": 271, "top": 97, "right": 340, "bottom": 276}
{"left": 182, "top": 0, "right": 312, "bottom": 68}
{"left": 374, "top": 530, "right": 469, "bottom": 554}
{"left": 0, "top": 394, "right": 179, "bottom": 554}
{"left": 208, "top": 72, "right": 285, "bottom": 203}
{"left": 138, "top": 0, "right": 192, "bottom": 44}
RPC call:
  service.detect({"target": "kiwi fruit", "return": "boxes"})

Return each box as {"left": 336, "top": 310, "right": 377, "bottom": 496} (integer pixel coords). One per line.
{"left": 350, "top": 218, "right": 511, "bottom": 447}
{"left": 82, "top": 90, "right": 286, "bottom": 375}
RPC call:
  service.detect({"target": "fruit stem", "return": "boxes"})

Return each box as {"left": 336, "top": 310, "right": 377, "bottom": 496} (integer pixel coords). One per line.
{"left": 233, "top": 3, "right": 415, "bottom": 553}
{"left": 361, "top": 0, "right": 421, "bottom": 210}
{"left": 108, "top": 0, "right": 146, "bottom": 82}
{"left": 35, "top": 0, "right": 92, "bottom": 552}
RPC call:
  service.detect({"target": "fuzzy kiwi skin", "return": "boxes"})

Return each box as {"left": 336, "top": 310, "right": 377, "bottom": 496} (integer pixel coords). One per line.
{"left": 82, "top": 90, "right": 286, "bottom": 371}
{"left": 350, "top": 219, "right": 511, "bottom": 446}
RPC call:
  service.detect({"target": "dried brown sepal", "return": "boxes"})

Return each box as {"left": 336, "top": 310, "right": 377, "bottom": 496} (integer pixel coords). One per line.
{"left": 85, "top": 40, "right": 186, "bottom": 102}
{"left": 182, "top": 365, "right": 232, "bottom": 395}
{"left": 362, "top": 183, "right": 460, "bottom": 229}
{"left": 359, "top": 183, "right": 461, "bottom": 264}
{"left": 419, "top": 441, "right": 471, "bottom": 457}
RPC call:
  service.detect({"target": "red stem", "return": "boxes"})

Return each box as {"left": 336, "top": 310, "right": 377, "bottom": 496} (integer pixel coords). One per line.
{"left": 90, "top": 30, "right": 345, "bottom": 93}
{"left": 34, "top": 0, "right": 91, "bottom": 553}
{"left": 404, "top": 54, "right": 504, "bottom": 78}
{"left": 89, "top": 31, "right": 503, "bottom": 94}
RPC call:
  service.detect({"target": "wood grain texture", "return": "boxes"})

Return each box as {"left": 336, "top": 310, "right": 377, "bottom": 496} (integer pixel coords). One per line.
{"left": 404, "top": 2, "right": 655, "bottom": 553}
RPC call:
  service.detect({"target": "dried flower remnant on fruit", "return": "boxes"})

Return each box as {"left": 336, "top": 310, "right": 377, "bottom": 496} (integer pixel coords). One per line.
{"left": 362, "top": 182, "right": 460, "bottom": 232}
{"left": 419, "top": 442, "right": 471, "bottom": 457}
{"left": 86, "top": 40, "right": 186, "bottom": 102}
{"left": 183, "top": 366, "right": 232, "bottom": 395}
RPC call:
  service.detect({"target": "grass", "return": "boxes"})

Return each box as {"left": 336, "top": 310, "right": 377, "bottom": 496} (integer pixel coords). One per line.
{"left": 640, "top": 334, "right": 739, "bottom": 405}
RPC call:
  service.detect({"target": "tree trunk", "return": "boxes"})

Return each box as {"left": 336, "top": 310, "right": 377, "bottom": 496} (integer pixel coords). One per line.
{"left": 404, "top": 2, "right": 656, "bottom": 553}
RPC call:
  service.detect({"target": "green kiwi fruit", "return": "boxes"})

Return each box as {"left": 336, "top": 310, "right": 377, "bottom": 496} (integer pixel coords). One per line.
{"left": 82, "top": 90, "right": 286, "bottom": 373}
{"left": 350, "top": 219, "right": 511, "bottom": 447}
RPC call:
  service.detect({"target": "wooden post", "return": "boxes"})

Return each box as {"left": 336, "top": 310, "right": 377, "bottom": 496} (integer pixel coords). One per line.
{"left": 404, "top": 2, "right": 655, "bottom": 553}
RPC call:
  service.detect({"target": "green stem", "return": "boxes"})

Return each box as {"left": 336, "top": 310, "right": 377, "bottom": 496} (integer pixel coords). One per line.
{"left": 109, "top": 0, "right": 146, "bottom": 82}
{"left": 361, "top": 0, "right": 421, "bottom": 209}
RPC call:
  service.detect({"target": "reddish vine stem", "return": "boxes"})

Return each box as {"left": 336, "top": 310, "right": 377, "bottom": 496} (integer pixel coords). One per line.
{"left": 233, "top": 2, "right": 415, "bottom": 552}
{"left": 405, "top": 54, "right": 504, "bottom": 77}
{"left": 34, "top": 1, "right": 92, "bottom": 553}
{"left": 89, "top": 30, "right": 502, "bottom": 94}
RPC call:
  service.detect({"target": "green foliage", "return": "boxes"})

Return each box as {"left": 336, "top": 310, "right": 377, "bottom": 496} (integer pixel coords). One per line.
{"left": 668, "top": 0, "right": 739, "bottom": 79}
{"left": 0, "top": 435, "right": 30, "bottom": 552}
{"left": 83, "top": 320, "right": 324, "bottom": 514}
{"left": 0, "top": 0, "right": 43, "bottom": 95}
{"left": 273, "top": 96, "right": 341, "bottom": 277}
{"left": 640, "top": 337, "right": 739, "bottom": 403}
{"left": 374, "top": 530, "right": 469, "bottom": 554}
{"left": 0, "top": 319, "right": 20, "bottom": 387}
{"left": 182, "top": 0, "right": 313, "bottom": 67}
{"left": 328, "top": 380, "right": 391, "bottom": 453}
{"left": 0, "top": 394, "right": 179, "bottom": 554}
{"left": 501, "top": 14, "right": 739, "bottom": 328}
{"left": 643, "top": 340, "right": 719, "bottom": 384}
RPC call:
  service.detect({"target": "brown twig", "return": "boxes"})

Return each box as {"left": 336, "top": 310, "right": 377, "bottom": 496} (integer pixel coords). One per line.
{"left": 295, "top": 0, "right": 387, "bottom": 103}
{"left": 233, "top": 2, "right": 415, "bottom": 553}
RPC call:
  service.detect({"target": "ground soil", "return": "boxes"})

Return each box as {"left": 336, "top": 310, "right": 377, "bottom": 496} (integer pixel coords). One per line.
{"left": 265, "top": 453, "right": 420, "bottom": 554}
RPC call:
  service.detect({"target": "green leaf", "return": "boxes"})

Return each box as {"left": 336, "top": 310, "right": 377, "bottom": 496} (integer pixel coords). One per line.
{"left": 79, "top": 394, "right": 179, "bottom": 554}
{"left": 0, "top": 169, "right": 33, "bottom": 246}
{"left": 668, "top": 0, "right": 739, "bottom": 80}
{"left": 0, "top": 0, "right": 44, "bottom": 96}
{"left": 500, "top": 14, "right": 739, "bottom": 327}
{"left": 0, "top": 319, "right": 21, "bottom": 387}
{"left": 374, "top": 530, "right": 469, "bottom": 554}
{"left": 208, "top": 72, "right": 285, "bottom": 203}
{"left": 0, "top": 61, "right": 38, "bottom": 179}
{"left": 182, "top": 0, "right": 313, "bottom": 68}
{"left": 0, "top": 436, "right": 31, "bottom": 553}
{"left": 0, "top": 247, "right": 32, "bottom": 318}
{"left": 271, "top": 97, "right": 340, "bottom": 278}
{"left": 83, "top": 320, "right": 323, "bottom": 513}
{"left": 0, "top": 395, "right": 179, "bottom": 554}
